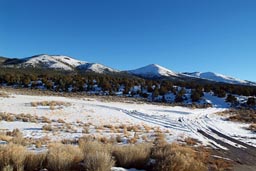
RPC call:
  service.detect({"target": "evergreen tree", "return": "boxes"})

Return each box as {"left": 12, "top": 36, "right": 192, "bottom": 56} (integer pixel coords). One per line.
{"left": 247, "top": 97, "right": 256, "bottom": 106}
{"left": 191, "top": 90, "right": 201, "bottom": 102}
{"left": 226, "top": 94, "right": 237, "bottom": 104}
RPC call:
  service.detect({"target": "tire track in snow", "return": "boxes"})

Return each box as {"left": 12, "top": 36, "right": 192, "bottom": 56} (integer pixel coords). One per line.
{"left": 92, "top": 103, "right": 256, "bottom": 164}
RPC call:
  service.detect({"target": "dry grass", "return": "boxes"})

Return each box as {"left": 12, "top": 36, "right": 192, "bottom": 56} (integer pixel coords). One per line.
{"left": 220, "top": 109, "right": 256, "bottom": 123}
{"left": 31, "top": 101, "right": 71, "bottom": 107}
{"left": 0, "top": 113, "right": 16, "bottom": 122}
{"left": 154, "top": 133, "right": 168, "bottom": 146}
{"left": 112, "top": 143, "right": 152, "bottom": 169}
{"left": 82, "top": 151, "right": 114, "bottom": 171}
{"left": 0, "top": 143, "right": 27, "bottom": 171}
{"left": 116, "top": 135, "right": 122, "bottom": 143}
{"left": 0, "top": 133, "right": 13, "bottom": 142}
{"left": 248, "top": 124, "right": 256, "bottom": 132}
{"left": 151, "top": 143, "right": 207, "bottom": 171}
{"left": 218, "top": 109, "right": 256, "bottom": 132}
{"left": 24, "top": 152, "right": 46, "bottom": 171}
{"left": 184, "top": 137, "right": 201, "bottom": 146}
{"left": 0, "top": 137, "right": 233, "bottom": 171}
{"left": 57, "top": 118, "right": 65, "bottom": 123}
{"left": 41, "top": 116, "right": 52, "bottom": 123}
{"left": 46, "top": 143, "right": 83, "bottom": 171}
{"left": 82, "top": 126, "right": 90, "bottom": 134}
{"left": 0, "top": 91, "right": 9, "bottom": 98}
{"left": 79, "top": 139, "right": 111, "bottom": 154}
{"left": 5, "top": 129, "right": 27, "bottom": 145}
{"left": 78, "top": 139, "right": 114, "bottom": 171}
{"left": 42, "top": 124, "right": 53, "bottom": 132}
{"left": 31, "top": 101, "right": 71, "bottom": 110}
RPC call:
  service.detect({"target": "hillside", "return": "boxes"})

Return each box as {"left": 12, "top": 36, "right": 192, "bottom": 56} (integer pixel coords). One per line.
{"left": 0, "top": 54, "right": 255, "bottom": 87}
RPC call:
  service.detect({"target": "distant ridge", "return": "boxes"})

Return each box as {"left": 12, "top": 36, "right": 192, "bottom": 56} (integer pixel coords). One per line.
{"left": 0, "top": 54, "right": 255, "bottom": 86}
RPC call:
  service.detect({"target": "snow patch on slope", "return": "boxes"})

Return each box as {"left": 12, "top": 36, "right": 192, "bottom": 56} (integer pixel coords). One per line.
{"left": 184, "top": 72, "right": 251, "bottom": 85}
{"left": 22, "top": 55, "right": 72, "bottom": 70}
{"left": 10, "top": 54, "right": 116, "bottom": 73}
{"left": 78, "top": 63, "right": 117, "bottom": 73}
{"left": 128, "top": 64, "right": 178, "bottom": 78}
{"left": 51, "top": 55, "right": 86, "bottom": 67}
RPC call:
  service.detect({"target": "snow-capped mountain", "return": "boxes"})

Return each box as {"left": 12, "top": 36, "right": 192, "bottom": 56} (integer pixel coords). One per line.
{"left": 23, "top": 54, "right": 86, "bottom": 70}
{"left": 128, "top": 64, "right": 178, "bottom": 78}
{"left": 1, "top": 54, "right": 255, "bottom": 86}
{"left": 77, "top": 63, "right": 117, "bottom": 73}
{"left": 183, "top": 72, "right": 255, "bottom": 86}
{"left": 2, "top": 54, "right": 117, "bottom": 73}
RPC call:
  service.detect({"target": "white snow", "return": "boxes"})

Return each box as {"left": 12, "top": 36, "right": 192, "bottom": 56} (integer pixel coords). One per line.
{"left": 184, "top": 72, "right": 253, "bottom": 85}
{"left": 23, "top": 54, "right": 76, "bottom": 70}
{"left": 8, "top": 54, "right": 117, "bottom": 73}
{"left": 0, "top": 92, "right": 255, "bottom": 148}
{"left": 51, "top": 55, "right": 87, "bottom": 67}
{"left": 78, "top": 63, "right": 118, "bottom": 73}
{"left": 128, "top": 64, "right": 178, "bottom": 77}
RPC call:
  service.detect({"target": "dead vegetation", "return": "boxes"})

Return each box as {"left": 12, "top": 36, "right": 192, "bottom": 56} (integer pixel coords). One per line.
{"left": 112, "top": 143, "right": 152, "bottom": 169}
{"left": 217, "top": 109, "right": 256, "bottom": 132}
{"left": 31, "top": 101, "right": 71, "bottom": 109}
{"left": 248, "top": 124, "right": 256, "bottom": 132}
{"left": 0, "top": 91, "right": 9, "bottom": 98}
{"left": 0, "top": 134, "right": 233, "bottom": 171}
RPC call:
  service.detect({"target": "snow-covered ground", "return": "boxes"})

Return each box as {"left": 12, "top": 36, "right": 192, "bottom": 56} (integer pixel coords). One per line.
{"left": 0, "top": 91, "right": 255, "bottom": 149}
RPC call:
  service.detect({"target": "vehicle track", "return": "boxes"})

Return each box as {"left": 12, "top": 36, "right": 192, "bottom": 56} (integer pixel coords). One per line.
{"left": 92, "top": 103, "right": 256, "bottom": 165}
{"left": 126, "top": 109, "right": 256, "bottom": 165}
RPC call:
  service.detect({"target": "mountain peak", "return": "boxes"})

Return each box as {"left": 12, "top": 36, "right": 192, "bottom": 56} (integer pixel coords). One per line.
{"left": 128, "top": 64, "right": 178, "bottom": 78}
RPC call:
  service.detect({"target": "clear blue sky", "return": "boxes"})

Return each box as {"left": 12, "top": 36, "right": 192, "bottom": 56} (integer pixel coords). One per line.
{"left": 1, "top": 0, "right": 256, "bottom": 81}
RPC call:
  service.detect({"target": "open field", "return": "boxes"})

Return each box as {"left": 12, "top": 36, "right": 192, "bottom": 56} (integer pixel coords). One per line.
{"left": 0, "top": 89, "right": 256, "bottom": 170}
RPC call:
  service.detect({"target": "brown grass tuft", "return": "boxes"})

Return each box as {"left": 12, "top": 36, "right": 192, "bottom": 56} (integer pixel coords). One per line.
{"left": 46, "top": 143, "right": 83, "bottom": 171}
{"left": 112, "top": 143, "right": 152, "bottom": 169}
{"left": 248, "top": 124, "right": 256, "bottom": 132}
{"left": 25, "top": 152, "right": 46, "bottom": 171}
{"left": 82, "top": 151, "right": 114, "bottom": 171}
{"left": 151, "top": 143, "right": 207, "bottom": 171}
{"left": 0, "top": 143, "right": 27, "bottom": 171}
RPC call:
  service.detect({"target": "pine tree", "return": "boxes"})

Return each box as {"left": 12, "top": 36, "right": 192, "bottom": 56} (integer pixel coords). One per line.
{"left": 247, "top": 97, "right": 256, "bottom": 106}
{"left": 226, "top": 94, "right": 237, "bottom": 104}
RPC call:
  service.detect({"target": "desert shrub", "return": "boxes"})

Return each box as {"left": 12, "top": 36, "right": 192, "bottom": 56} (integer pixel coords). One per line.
{"left": 46, "top": 143, "right": 83, "bottom": 171}
{"left": 153, "top": 133, "right": 167, "bottom": 146}
{"left": 31, "top": 101, "right": 71, "bottom": 108}
{"left": 57, "top": 118, "right": 65, "bottom": 123}
{"left": 0, "top": 143, "right": 27, "bottom": 171}
{"left": 151, "top": 143, "right": 207, "bottom": 171}
{"left": 116, "top": 135, "right": 122, "bottom": 143}
{"left": 225, "top": 109, "right": 256, "bottom": 123}
{"left": 112, "top": 143, "right": 152, "bottom": 169}
{"left": 248, "top": 124, "right": 256, "bottom": 132}
{"left": 79, "top": 139, "right": 111, "bottom": 154}
{"left": 0, "top": 92, "right": 9, "bottom": 98}
{"left": 0, "top": 133, "right": 12, "bottom": 142}
{"left": 82, "top": 151, "right": 114, "bottom": 171}
{"left": 78, "top": 139, "right": 114, "bottom": 171}
{"left": 208, "top": 157, "right": 233, "bottom": 171}
{"left": 6, "top": 129, "right": 27, "bottom": 145}
{"left": 41, "top": 116, "right": 52, "bottom": 123}
{"left": 184, "top": 137, "right": 201, "bottom": 146}
{"left": 24, "top": 152, "right": 46, "bottom": 171}
{"left": 42, "top": 124, "right": 53, "bottom": 131}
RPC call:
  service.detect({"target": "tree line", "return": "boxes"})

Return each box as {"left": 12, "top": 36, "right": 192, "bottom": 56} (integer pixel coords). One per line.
{"left": 0, "top": 68, "right": 256, "bottom": 104}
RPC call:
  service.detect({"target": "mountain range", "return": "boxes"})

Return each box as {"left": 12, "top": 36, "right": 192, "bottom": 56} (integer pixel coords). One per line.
{"left": 0, "top": 54, "right": 255, "bottom": 86}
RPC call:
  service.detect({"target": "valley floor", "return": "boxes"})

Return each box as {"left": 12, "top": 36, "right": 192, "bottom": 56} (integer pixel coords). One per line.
{"left": 0, "top": 89, "right": 256, "bottom": 170}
